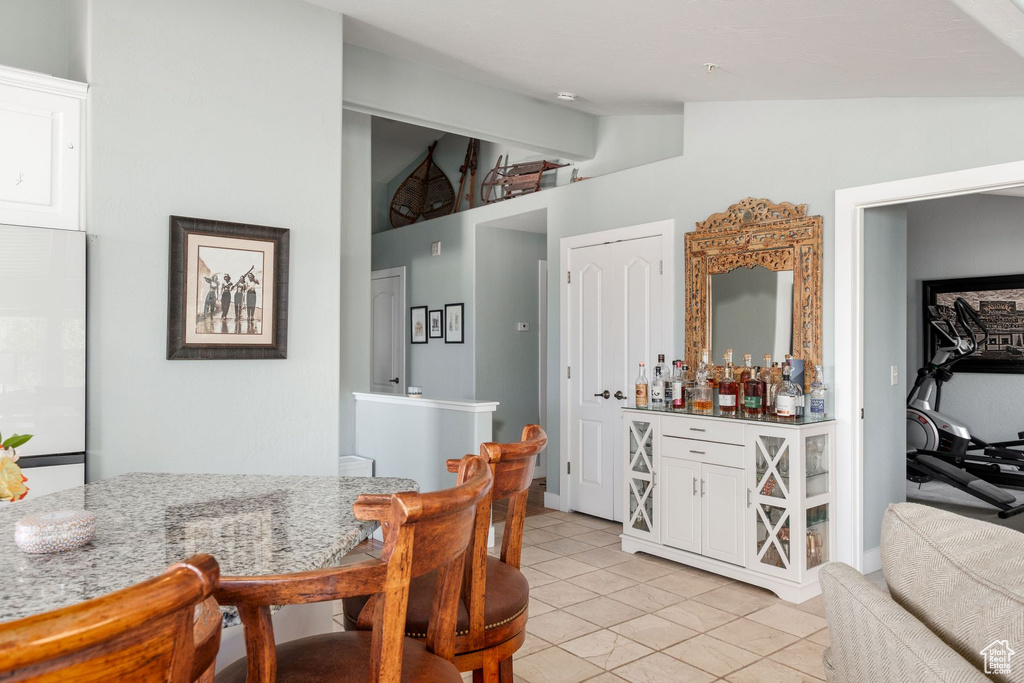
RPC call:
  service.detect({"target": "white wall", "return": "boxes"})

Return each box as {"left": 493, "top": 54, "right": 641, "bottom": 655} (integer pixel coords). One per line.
{"left": 82, "top": 0, "right": 345, "bottom": 479}
{"left": 475, "top": 227, "right": 546, "bottom": 444}
{"left": 344, "top": 44, "right": 596, "bottom": 161}
{"left": 340, "top": 110, "right": 373, "bottom": 457}
{"left": 862, "top": 205, "right": 908, "bottom": 552}
{"left": 907, "top": 193, "right": 1024, "bottom": 442}
{"left": 0, "top": 0, "right": 68, "bottom": 78}
{"left": 371, "top": 217, "right": 477, "bottom": 400}
{"left": 578, "top": 114, "right": 686, "bottom": 178}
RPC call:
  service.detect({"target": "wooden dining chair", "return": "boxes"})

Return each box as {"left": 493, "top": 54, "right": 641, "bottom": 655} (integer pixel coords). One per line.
{"left": 0, "top": 554, "right": 221, "bottom": 682}
{"left": 215, "top": 453, "right": 493, "bottom": 683}
{"left": 343, "top": 424, "right": 547, "bottom": 683}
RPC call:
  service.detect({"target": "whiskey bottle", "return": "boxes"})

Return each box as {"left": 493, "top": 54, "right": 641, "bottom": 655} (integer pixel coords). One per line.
{"left": 682, "top": 362, "right": 694, "bottom": 407}
{"left": 744, "top": 359, "right": 766, "bottom": 418}
{"left": 775, "top": 362, "right": 801, "bottom": 420}
{"left": 809, "top": 364, "right": 827, "bottom": 420}
{"left": 691, "top": 360, "right": 714, "bottom": 415}
{"left": 651, "top": 358, "right": 666, "bottom": 409}
{"left": 635, "top": 362, "right": 649, "bottom": 408}
{"left": 718, "top": 353, "right": 738, "bottom": 415}
{"left": 766, "top": 361, "right": 784, "bottom": 417}
{"left": 671, "top": 360, "right": 685, "bottom": 409}
{"left": 738, "top": 353, "right": 752, "bottom": 407}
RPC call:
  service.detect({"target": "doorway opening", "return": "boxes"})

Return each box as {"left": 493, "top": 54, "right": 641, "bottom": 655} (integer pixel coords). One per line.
{"left": 834, "top": 159, "right": 1024, "bottom": 571}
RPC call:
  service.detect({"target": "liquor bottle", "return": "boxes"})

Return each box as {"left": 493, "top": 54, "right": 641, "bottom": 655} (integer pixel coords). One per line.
{"left": 761, "top": 355, "right": 773, "bottom": 416}
{"left": 661, "top": 354, "right": 673, "bottom": 406}
{"left": 682, "top": 362, "right": 694, "bottom": 408}
{"left": 739, "top": 353, "right": 752, "bottom": 407}
{"left": 671, "top": 360, "right": 685, "bottom": 410}
{"left": 718, "top": 353, "right": 738, "bottom": 414}
{"left": 809, "top": 364, "right": 827, "bottom": 420}
{"left": 651, "top": 357, "right": 666, "bottom": 409}
{"left": 744, "top": 360, "right": 765, "bottom": 418}
{"left": 767, "top": 361, "right": 784, "bottom": 417}
{"left": 634, "top": 362, "right": 649, "bottom": 408}
{"left": 691, "top": 359, "right": 714, "bottom": 415}
{"left": 775, "top": 362, "right": 801, "bottom": 420}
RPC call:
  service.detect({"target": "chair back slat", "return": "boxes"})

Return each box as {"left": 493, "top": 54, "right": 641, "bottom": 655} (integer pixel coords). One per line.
{"left": 461, "top": 425, "right": 547, "bottom": 646}
{"left": 0, "top": 554, "right": 220, "bottom": 682}
{"left": 221, "top": 455, "right": 492, "bottom": 683}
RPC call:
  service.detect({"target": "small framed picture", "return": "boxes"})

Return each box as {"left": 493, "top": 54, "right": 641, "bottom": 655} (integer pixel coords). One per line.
{"left": 410, "top": 306, "right": 428, "bottom": 344}
{"left": 445, "top": 303, "right": 464, "bottom": 344}
{"left": 428, "top": 309, "right": 443, "bottom": 338}
{"left": 167, "top": 215, "right": 289, "bottom": 360}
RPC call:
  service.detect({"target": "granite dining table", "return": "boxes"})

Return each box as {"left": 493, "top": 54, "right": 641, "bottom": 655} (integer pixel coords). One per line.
{"left": 0, "top": 471, "right": 418, "bottom": 661}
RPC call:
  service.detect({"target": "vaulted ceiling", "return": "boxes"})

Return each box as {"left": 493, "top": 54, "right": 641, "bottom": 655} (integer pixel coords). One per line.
{"left": 314, "top": 0, "right": 1024, "bottom": 115}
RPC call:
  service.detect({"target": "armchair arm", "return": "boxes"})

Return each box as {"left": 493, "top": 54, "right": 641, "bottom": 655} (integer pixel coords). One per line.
{"left": 215, "top": 558, "right": 388, "bottom": 607}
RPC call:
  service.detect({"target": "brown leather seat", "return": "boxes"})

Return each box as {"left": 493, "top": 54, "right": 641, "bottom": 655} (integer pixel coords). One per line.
{"left": 343, "top": 555, "right": 529, "bottom": 640}
{"left": 214, "top": 455, "right": 494, "bottom": 683}
{"left": 216, "top": 631, "right": 460, "bottom": 683}
{"left": 343, "top": 425, "right": 547, "bottom": 682}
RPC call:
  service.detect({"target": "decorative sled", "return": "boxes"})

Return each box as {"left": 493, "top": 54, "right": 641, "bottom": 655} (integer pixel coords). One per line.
{"left": 389, "top": 141, "right": 456, "bottom": 228}
{"left": 480, "top": 156, "right": 568, "bottom": 204}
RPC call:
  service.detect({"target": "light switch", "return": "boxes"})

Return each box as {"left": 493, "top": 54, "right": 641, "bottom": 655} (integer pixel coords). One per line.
{"left": 890, "top": 365, "right": 899, "bottom": 386}
{"left": 431, "top": 241, "right": 441, "bottom": 256}
{"left": 517, "top": 322, "right": 529, "bottom": 331}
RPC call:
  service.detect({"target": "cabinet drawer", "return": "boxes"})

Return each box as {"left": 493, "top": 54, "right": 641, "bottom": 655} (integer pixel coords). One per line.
{"left": 661, "top": 415, "right": 744, "bottom": 445}
{"left": 662, "top": 435, "right": 744, "bottom": 469}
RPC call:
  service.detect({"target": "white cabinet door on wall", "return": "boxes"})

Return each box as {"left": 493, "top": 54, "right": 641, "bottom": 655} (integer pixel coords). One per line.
{"left": 0, "top": 66, "right": 87, "bottom": 231}
{"left": 661, "top": 455, "right": 700, "bottom": 554}
{"left": 701, "top": 464, "right": 745, "bottom": 566}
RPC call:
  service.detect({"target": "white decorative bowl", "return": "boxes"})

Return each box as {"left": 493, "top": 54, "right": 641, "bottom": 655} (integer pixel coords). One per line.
{"left": 15, "top": 510, "right": 97, "bottom": 554}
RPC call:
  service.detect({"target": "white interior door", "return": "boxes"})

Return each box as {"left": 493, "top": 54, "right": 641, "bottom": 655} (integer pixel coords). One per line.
{"left": 568, "top": 235, "right": 663, "bottom": 520}
{"left": 370, "top": 268, "right": 405, "bottom": 394}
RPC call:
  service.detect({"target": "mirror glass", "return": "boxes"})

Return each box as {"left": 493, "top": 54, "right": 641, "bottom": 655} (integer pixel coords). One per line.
{"left": 710, "top": 266, "right": 793, "bottom": 363}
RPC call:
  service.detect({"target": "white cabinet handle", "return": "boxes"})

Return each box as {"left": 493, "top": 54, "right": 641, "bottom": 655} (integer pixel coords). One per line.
{"left": 692, "top": 477, "right": 698, "bottom": 495}
{"left": 746, "top": 488, "right": 752, "bottom": 508}
{"left": 701, "top": 479, "right": 706, "bottom": 497}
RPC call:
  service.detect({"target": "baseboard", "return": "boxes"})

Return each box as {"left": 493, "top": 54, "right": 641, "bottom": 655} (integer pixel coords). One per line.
{"left": 862, "top": 546, "right": 882, "bottom": 574}
{"left": 543, "top": 491, "right": 561, "bottom": 510}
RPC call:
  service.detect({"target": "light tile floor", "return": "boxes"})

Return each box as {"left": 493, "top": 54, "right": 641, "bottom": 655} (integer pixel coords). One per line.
{"left": 335, "top": 508, "right": 833, "bottom": 682}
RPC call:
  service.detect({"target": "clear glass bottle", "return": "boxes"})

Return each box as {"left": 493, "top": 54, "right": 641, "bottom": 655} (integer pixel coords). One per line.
{"left": 671, "top": 360, "right": 685, "bottom": 410}
{"left": 809, "top": 364, "right": 827, "bottom": 420}
{"left": 767, "top": 361, "right": 784, "bottom": 417}
{"left": 682, "top": 362, "right": 694, "bottom": 407}
{"left": 718, "top": 352, "right": 738, "bottom": 414}
{"left": 651, "top": 356, "right": 666, "bottom": 409}
{"left": 691, "top": 355, "right": 714, "bottom": 415}
{"left": 775, "top": 362, "right": 801, "bottom": 420}
{"left": 634, "top": 362, "right": 649, "bottom": 409}
{"left": 661, "top": 355, "right": 673, "bottom": 406}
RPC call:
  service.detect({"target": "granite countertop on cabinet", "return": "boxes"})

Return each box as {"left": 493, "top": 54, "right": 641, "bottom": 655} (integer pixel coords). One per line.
{"left": 0, "top": 472, "right": 418, "bottom": 627}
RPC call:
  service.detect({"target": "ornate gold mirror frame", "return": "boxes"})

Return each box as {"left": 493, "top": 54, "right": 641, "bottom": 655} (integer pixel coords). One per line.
{"left": 685, "top": 197, "right": 823, "bottom": 379}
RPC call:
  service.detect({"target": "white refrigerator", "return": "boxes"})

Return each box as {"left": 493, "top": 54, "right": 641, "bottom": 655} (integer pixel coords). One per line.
{"left": 0, "top": 225, "right": 86, "bottom": 499}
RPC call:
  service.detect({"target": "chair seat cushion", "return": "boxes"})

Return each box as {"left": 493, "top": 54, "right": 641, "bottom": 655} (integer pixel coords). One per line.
{"left": 216, "top": 631, "right": 461, "bottom": 683}
{"left": 343, "top": 556, "right": 530, "bottom": 639}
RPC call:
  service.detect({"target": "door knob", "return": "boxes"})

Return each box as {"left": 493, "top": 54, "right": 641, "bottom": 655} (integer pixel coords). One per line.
{"left": 614, "top": 390, "right": 627, "bottom": 400}
{"left": 389, "top": 377, "right": 400, "bottom": 384}
{"left": 594, "top": 390, "right": 610, "bottom": 399}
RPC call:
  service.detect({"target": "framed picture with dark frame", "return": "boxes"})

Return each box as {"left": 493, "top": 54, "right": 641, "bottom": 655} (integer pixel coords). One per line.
{"left": 428, "top": 309, "right": 443, "bottom": 338}
{"left": 167, "top": 215, "right": 289, "bottom": 360}
{"left": 445, "top": 303, "right": 464, "bottom": 344}
{"left": 923, "top": 273, "right": 1024, "bottom": 374}
{"left": 410, "top": 306, "right": 428, "bottom": 344}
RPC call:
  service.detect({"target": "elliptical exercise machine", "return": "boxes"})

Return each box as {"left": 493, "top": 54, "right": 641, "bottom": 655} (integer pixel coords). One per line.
{"left": 906, "top": 297, "right": 1024, "bottom": 518}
